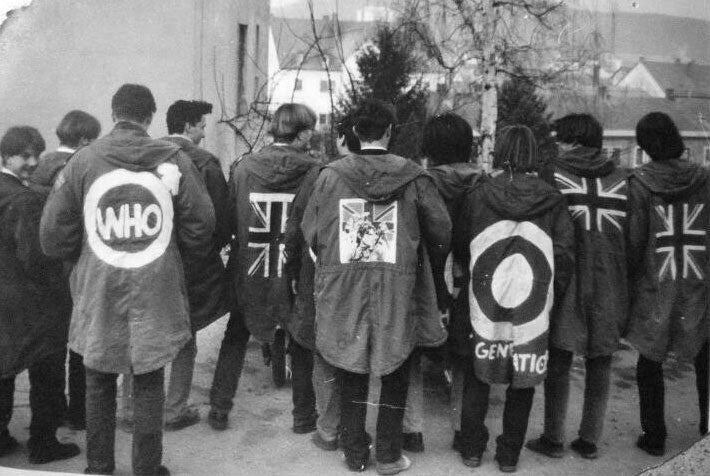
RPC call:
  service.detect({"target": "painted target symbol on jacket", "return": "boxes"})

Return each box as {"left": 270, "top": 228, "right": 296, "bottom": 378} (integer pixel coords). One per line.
{"left": 469, "top": 220, "right": 553, "bottom": 345}
{"left": 84, "top": 168, "right": 175, "bottom": 269}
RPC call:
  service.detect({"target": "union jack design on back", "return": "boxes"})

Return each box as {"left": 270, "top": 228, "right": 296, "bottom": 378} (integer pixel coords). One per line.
{"left": 654, "top": 203, "right": 706, "bottom": 281}
{"left": 554, "top": 172, "right": 627, "bottom": 233}
{"left": 247, "top": 192, "right": 295, "bottom": 278}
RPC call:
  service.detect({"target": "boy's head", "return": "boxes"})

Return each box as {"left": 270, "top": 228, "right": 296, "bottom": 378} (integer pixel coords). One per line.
{"left": 166, "top": 100, "right": 213, "bottom": 145}
{"left": 56, "top": 110, "right": 101, "bottom": 149}
{"left": 352, "top": 99, "right": 396, "bottom": 145}
{"left": 269, "top": 103, "right": 317, "bottom": 148}
{"left": 422, "top": 113, "right": 473, "bottom": 165}
{"left": 493, "top": 125, "right": 538, "bottom": 173}
{"left": 111, "top": 84, "right": 156, "bottom": 127}
{"left": 1, "top": 126, "right": 45, "bottom": 181}
{"left": 335, "top": 113, "right": 360, "bottom": 155}
{"left": 553, "top": 113, "right": 603, "bottom": 150}
{"left": 636, "top": 112, "right": 684, "bottom": 161}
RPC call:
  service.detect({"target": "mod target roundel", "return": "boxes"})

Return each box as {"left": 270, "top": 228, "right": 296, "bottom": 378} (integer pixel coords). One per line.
{"left": 468, "top": 220, "right": 553, "bottom": 345}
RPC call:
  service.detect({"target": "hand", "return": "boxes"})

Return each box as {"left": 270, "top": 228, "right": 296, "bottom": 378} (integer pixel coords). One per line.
{"left": 291, "top": 279, "right": 298, "bottom": 295}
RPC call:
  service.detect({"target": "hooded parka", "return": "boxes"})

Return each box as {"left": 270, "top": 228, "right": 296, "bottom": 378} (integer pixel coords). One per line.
{"left": 229, "top": 144, "right": 321, "bottom": 343}
{"left": 301, "top": 151, "right": 451, "bottom": 376}
{"left": 547, "top": 146, "right": 630, "bottom": 358}
{"left": 626, "top": 158, "right": 710, "bottom": 363}
{"left": 451, "top": 172, "right": 575, "bottom": 388}
{"left": 39, "top": 122, "right": 216, "bottom": 375}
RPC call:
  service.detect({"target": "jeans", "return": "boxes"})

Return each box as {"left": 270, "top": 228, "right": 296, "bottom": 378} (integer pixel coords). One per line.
{"left": 543, "top": 347, "right": 612, "bottom": 444}
{"left": 636, "top": 341, "right": 709, "bottom": 447}
{"left": 289, "top": 338, "right": 317, "bottom": 429}
{"left": 86, "top": 367, "right": 165, "bottom": 475}
{"left": 403, "top": 350, "right": 423, "bottom": 433}
{"left": 449, "top": 357, "right": 465, "bottom": 432}
{"left": 338, "top": 355, "right": 412, "bottom": 465}
{"left": 0, "top": 351, "right": 65, "bottom": 444}
{"left": 165, "top": 336, "right": 197, "bottom": 422}
{"left": 313, "top": 352, "right": 340, "bottom": 441}
{"left": 460, "top": 362, "right": 535, "bottom": 465}
{"left": 65, "top": 349, "right": 86, "bottom": 426}
{"left": 209, "top": 309, "right": 250, "bottom": 414}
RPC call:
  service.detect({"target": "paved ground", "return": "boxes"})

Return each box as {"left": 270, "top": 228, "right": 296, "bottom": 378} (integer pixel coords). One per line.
{"left": 0, "top": 314, "right": 706, "bottom": 475}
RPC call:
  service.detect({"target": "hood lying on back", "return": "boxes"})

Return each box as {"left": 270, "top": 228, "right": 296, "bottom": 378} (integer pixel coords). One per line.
{"left": 553, "top": 145, "right": 615, "bottom": 178}
{"left": 482, "top": 172, "right": 562, "bottom": 221}
{"left": 240, "top": 144, "right": 320, "bottom": 191}
{"left": 633, "top": 158, "right": 708, "bottom": 200}
{"left": 328, "top": 152, "right": 425, "bottom": 203}
{"left": 92, "top": 121, "right": 180, "bottom": 172}
{"left": 427, "top": 162, "right": 482, "bottom": 203}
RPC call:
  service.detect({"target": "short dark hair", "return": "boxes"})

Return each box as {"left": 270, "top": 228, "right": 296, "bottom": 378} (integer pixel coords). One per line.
{"left": 269, "top": 103, "right": 317, "bottom": 142}
{"left": 56, "top": 110, "right": 101, "bottom": 147}
{"left": 636, "top": 112, "right": 685, "bottom": 161}
{"left": 111, "top": 84, "right": 156, "bottom": 123}
{"left": 0, "top": 126, "right": 45, "bottom": 159}
{"left": 554, "top": 113, "right": 603, "bottom": 149}
{"left": 493, "top": 125, "right": 538, "bottom": 173}
{"left": 422, "top": 113, "right": 473, "bottom": 165}
{"left": 336, "top": 113, "right": 360, "bottom": 152}
{"left": 352, "top": 99, "right": 396, "bottom": 142}
{"left": 166, "top": 100, "right": 213, "bottom": 134}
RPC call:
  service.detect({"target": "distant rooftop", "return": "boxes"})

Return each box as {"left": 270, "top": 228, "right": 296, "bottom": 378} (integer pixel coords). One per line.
{"left": 640, "top": 59, "right": 710, "bottom": 95}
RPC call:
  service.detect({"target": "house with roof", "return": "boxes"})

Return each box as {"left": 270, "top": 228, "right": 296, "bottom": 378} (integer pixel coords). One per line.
{"left": 617, "top": 58, "right": 710, "bottom": 100}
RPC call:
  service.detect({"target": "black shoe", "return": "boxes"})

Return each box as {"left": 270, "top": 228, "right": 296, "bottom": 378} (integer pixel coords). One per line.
{"left": 84, "top": 467, "right": 114, "bottom": 475}
{"left": 343, "top": 450, "right": 370, "bottom": 472}
{"left": 636, "top": 433, "right": 665, "bottom": 457}
{"left": 312, "top": 432, "right": 339, "bottom": 451}
{"left": 452, "top": 431, "right": 461, "bottom": 452}
{"left": 0, "top": 431, "right": 19, "bottom": 457}
{"left": 293, "top": 420, "right": 317, "bottom": 434}
{"left": 570, "top": 437, "right": 598, "bottom": 459}
{"left": 28, "top": 439, "right": 80, "bottom": 464}
{"left": 402, "top": 432, "right": 424, "bottom": 453}
{"left": 207, "top": 409, "right": 228, "bottom": 431}
{"left": 164, "top": 407, "right": 200, "bottom": 432}
{"left": 461, "top": 454, "right": 481, "bottom": 468}
{"left": 495, "top": 455, "right": 517, "bottom": 473}
{"left": 525, "top": 435, "right": 564, "bottom": 458}
{"left": 135, "top": 465, "right": 170, "bottom": 476}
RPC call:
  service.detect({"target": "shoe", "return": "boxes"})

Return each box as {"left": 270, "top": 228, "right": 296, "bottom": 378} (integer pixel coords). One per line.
{"left": 525, "top": 435, "right": 564, "bottom": 458}
{"left": 343, "top": 450, "right": 369, "bottom": 472}
{"left": 135, "top": 465, "right": 170, "bottom": 476}
{"left": 116, "top": 417, "right": 134, "bottom": 434}
{"left": 636, "top": 433, "right": 665, "bottom": 457}
{"left": 84, "top": 467, "right": 114, "bottom": 475}
{"left": 402, "top": 432, "right": 424, "bottom": 453}
{"left": 570, "top": 437, "right": 598, "bottom": 459}
{"left": 376, "top": 455, "right": 411, "bottom": 475}
{"left": 452, "top": 431, "right": 461, "bottom": 452}
{"left": 0, "top": 431, "right": 19, "bottom": 457}
{"left": 293, "top": 420, "right": 317, "bottom": 434}
{"left": 164, "top": 408, "right": 200, "bottom": 431}
{"left": 312, "top": 432, "right": 339, "bottom": 451}
{"left": 208, "top": 409, "right": 228, "bottom": 431}
{"left": 461, "top": 454, "right": 481, "bottom": 468}
{"left": 496, "top": 457, "right": 517, "bottom": 473}
{"left": 28, "top": 439, "right": 80, "bottom": 464}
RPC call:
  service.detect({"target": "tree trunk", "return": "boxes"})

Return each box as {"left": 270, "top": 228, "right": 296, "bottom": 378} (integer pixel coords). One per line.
{"left": 479, "top": 0, "right": 498, "bottom": 172}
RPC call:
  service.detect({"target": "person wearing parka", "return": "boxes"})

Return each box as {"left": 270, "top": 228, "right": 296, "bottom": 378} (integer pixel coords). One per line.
{"left": 301, "top": 100, "right": 451, "bottom": 472}
{"left": 527, "top": 114, "right": 629, "bottom": 460}
{"left": 625, "top": 112, "right": 710, "bottom": 456}
{"left": 39, "top": 84, "right": 215, "bottom": 476}
{"left": 0, "top": 126, "right": 81, "bottom": 464}
{"left": 208, "top": 103, "right": 321, "bottom": 433}
{"left": 451, "top": 126, "right": 574, "bottom": 471}
{"left": 160, "top": 99, "right": 231, "bottom": 430}
{"left": 28, "top": 109, "right": 101, "bottom": 432}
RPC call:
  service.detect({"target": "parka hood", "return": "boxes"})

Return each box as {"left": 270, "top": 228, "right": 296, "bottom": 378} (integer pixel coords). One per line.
{"left": 427, "top": 163, "right": 482, "bottom": 202}
{"left": 161, "top": 136, "right": 214, "bottom": 170}
{"left": 90, "top": 121, "right": 180, "bottom": 172}
{"left": 483, "top": 172, "right": 562, "bottom": 220}
{"left": 31, "top": 151, "right": 73, "bottom": 188}
{"left": 239, "top": 144, "right": 320, "bottom": 191}
{"left": 632, "top": 158, "right": 707, "bottom": 200}
{"left": 327, "top": 150, "right": 425, "bottom": 203}
{"left": 553, "top": 145, "right": 615, "bottom": 178}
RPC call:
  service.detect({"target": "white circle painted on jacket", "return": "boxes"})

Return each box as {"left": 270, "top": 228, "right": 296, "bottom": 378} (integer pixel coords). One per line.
{"left": 84, "top": 169, "right": 174, "bottom": 269}
{"left": 468, "top": 220, "right": 553, "bottom": 345}
{"left": 491, "top": 253, "right": 533, "bottom": 308}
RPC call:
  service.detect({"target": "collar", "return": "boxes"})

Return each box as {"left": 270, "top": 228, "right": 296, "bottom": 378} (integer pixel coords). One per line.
{"left": 357, "top": 148, "right": 388, "bottom": 156}
{"left": 57, "top": 145, "right": 77, "bottom": 154}
{"left": 1, "top": 167, "right": 19, "bottom": 180}
{"left": 168, "top": 133, "right": 192, "bottom": 143}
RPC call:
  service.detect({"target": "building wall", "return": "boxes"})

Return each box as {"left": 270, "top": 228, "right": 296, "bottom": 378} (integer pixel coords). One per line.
{"left": 269, "top": 68, "right": 345, "bottom": 128}
{"left": 616, "top": 64, "right": 665, "bottom": 97}
{"left": 603, "top": 134, "right": 709, "bottom": 169}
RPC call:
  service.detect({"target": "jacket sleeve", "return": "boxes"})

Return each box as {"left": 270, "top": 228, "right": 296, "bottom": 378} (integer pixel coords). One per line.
{"left": 15, "top": 191, "right": 53, "bottom": 279}
{"left": 301, "top": 170, "right": 329, "bottom": 256}
{"left": 626, "top": 177, "right": 649, "bottom": 281}
{"left": 416, "top": 175, "right": 452, "bottom": 311}
{"left": 202, "top": 157, "right": 232, "bottom": 248}
{"left": 552, "top": 199, "right": 575, "bottom": 304}
{"left": 174, "top": 153, "right": 216, "bottom": 260}
{"left": 39, "top": 161, "right": 83, "bottom": 261}
{"left": 285, "top": 166, "right": 320, "bottom": 282}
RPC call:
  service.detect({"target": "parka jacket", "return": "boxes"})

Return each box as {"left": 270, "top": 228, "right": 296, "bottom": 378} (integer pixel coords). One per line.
{"left": 229, "top": 144, "right": 321, "bottom": 343}
{"left": 0, "top": 173, "right": 71, "bottom": 379}
{"left": 626, "top": 158, "right": 710, "bottom": 362}
{"left": 301, "top": 150, "right": 451, "bottom": 376}
{"left": 547, "top": 146, "right": 630, "bottom": 358}
{"left": 162, "top": 136, "right": 231, "bottom": 332}
{"left": 451, "top": 172, "right": 575, "bottom": 388}
{"left": 40, "top": 121, "right": 215, "bottom": 375}
{"left": 30, "top": 149, "right": 74, "bottom": 197}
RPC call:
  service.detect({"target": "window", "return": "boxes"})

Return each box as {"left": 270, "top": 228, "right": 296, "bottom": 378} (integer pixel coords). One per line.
{"left": 320, "top": 80, "right": 329, "bottom": 93}
{"left": 603, "top": 147, "right": 621, "bottom": 163}
{"left": 436, "top": 83, "right": 447, "bottom": 94}
{"left": 294, "top": 79, "right": 303, "bottom": 91}
{"left": 319, "top": 114, "right": 327, "bottom": 125}
{"left": 634, "top": 147, "right": 650, "bottom": 167}
{"left": 704, "top": 146, "right": 710, "bottom": 165}
{"left": 236, "top": 24, "right": 248, "bottom": 115}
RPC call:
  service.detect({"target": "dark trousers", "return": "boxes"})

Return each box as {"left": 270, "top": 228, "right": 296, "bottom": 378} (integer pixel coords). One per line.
{"left": 460, "top": 362, "right": 535, "bottom": 465}
{"left": 86, "top": 367, "right": 164, "bottom": 475}
{"left": 64, "top": 349, "right": 86, "bottom": 425}
{"left": 637, "top": 341, "right": 709, "bottom": 447}
{"left": 0, "top": 351, "right": 65, "bottom": 445}
{"left": 338, "top": 355, "right": 412, "bottom": 465}
{"left": 289, "top": 338, "right": 317, "bottom": 429}
{"left": 209, "top": 309, "right": 251, "bottom": 413}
